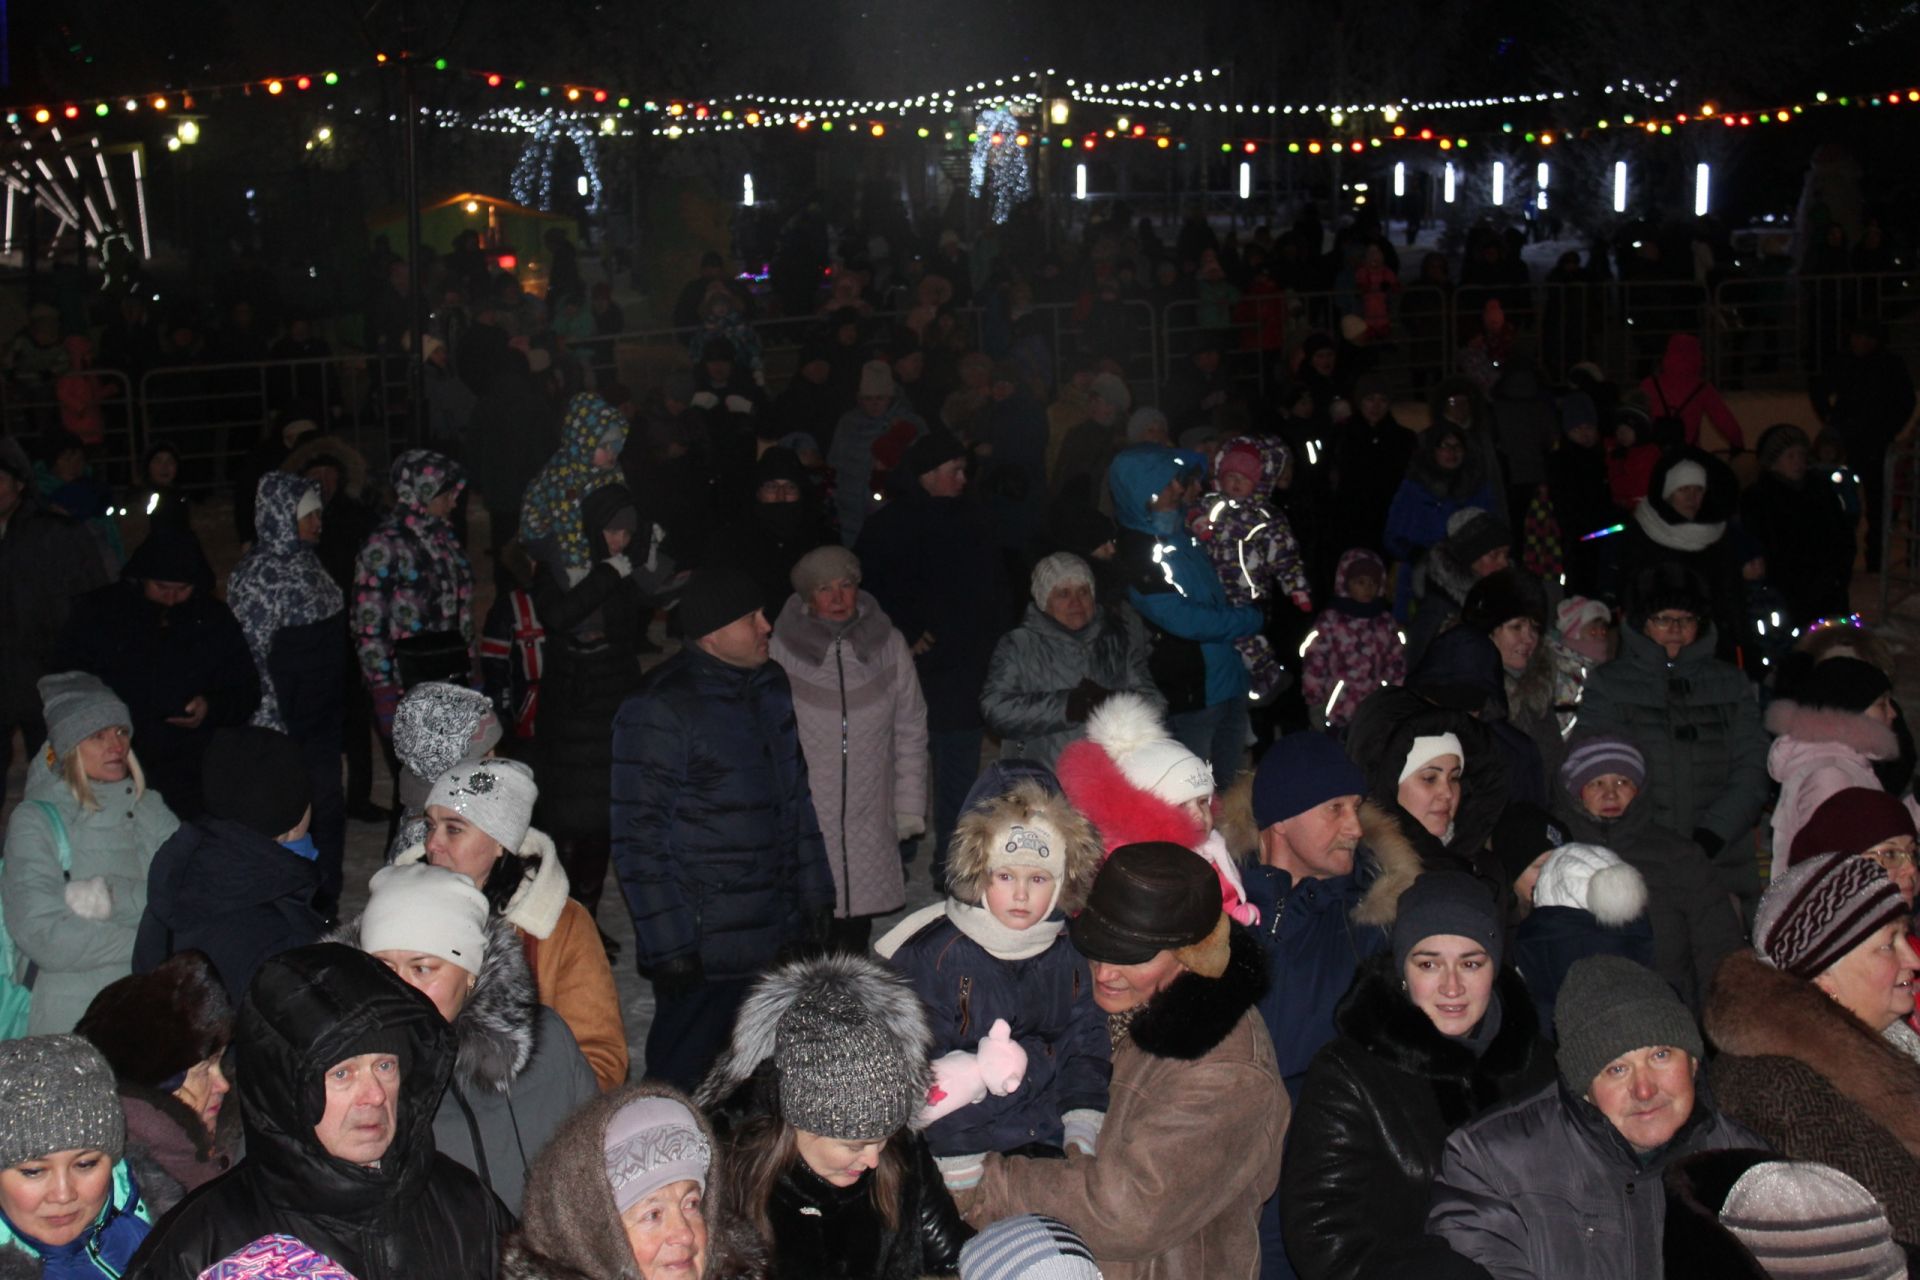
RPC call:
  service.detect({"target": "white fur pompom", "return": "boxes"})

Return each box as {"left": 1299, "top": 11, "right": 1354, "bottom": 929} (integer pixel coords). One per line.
{"left": 1085, "top": 692, "right": 1168, "bottom": 757}
{"left": 1585, "top": 862, "right": 1650, "bottom": 927}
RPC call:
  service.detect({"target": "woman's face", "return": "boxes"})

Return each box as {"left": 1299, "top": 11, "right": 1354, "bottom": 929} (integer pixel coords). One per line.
{"left": 1668, "top": 484, "right": 1706, "bottom": 520}
{"left": 1491, "top": 617, "right": 1540, "bottom": 673}
{"left": 622, "top": 1178, "right": 707, "bottom": 1278}
{"left": 1432, "top": 434, "right": 1465, "bottom": 471}
{"left": 1089, "top": 950, "right": 1187, "bottom": 1014}
{"left": 1403, "top": 934, "right": 1497, "bottom": 1037}
{"left": 603, "top": 526, "right": 633, "bottom": 557}
{"left": 0, "top": 1149, "right": 113, "bottom": 1247}
{"left": 1580, "top": 773, "right": 1639, "bottom": 820}
{"left": 1815, "top": 922, "right": 1919, "bottom": 1032}
{"left": 75, "top": 726, "right": 131, "bottom": 784}
{"left": 373, "top": 949, "right": 476, "bottom": 1022}
{"left": 172, "top": 1055, "right": 230, "bottom": 1135}
{"left": 808, "top": 577, "right": 858, "bottom": 623}
{"left": 1863, "top": 837, "right": 1920, "bottom": 904}
{"left": 1643, "top": 610, "right": 1701, "bottom": 660}
{"left": 1044, "top": 581, "right": 1095, "bottom": 632}
{"left": 423, "top": 806, "right": 505, "bottom": 886}
{"left": 1398, "top": 755, "right": 1463, "bottom": 839}
{"left": 794, "top": 1130, "right": 886, "bottom": 1188}
{"left": 297, "top": 511, "right": 323, "bottom": 543}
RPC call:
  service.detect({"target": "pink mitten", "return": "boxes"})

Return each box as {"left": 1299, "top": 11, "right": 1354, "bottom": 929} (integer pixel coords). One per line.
{"left": 918, "top": 1019, "right": 1030, "bottom": 1126}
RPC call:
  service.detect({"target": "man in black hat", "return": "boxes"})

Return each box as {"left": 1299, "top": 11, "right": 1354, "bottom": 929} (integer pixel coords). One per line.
{"left": 949, "top": 842, "right": 1287, "bottom": 1278}
{"left": 610, "top": 565, "right": 836, "bottom": 1091}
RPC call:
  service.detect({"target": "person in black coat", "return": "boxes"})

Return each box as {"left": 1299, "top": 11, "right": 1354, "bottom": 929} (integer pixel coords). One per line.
{"left": 1615, "top": 447, "right": 1748, "bottom": 663}
{"left": 135, "top": 727, "right": 326, "bottom": 1004}
{"left": 1811, "top": 318, "right": 1918, "bottom": 573}
{"left": 1281, "top": 873, "right": 1554, "bottom": 1280}
{"left": 610, "top": 566, "right": 838, "bottom": 1092}
{"left": 854, "top": 432, "right": 1007, "bottom": 881}
{"left": 1545, "top": 391, "right": 1623, "bottom": 599}
{"left": 1739, "top": 423, "right": 1855, "bottom": 628}
{"left": 1329, "top": 372, "right": 1417, "bottom": 559}
{"left": 704, "top": 446, "right": 833, "bottom": 621}
{"left": 530, "top": 482, "right": 647, "bottom": 921}
{"left": 60, "top": 524, "right": 260, "bottom": 818}
{"left": 125, "top": 944, "right": 510, "bottom": 1280}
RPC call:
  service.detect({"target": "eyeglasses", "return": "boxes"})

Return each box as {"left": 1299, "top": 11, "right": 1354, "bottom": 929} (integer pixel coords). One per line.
{"left": 1646, "top": 613, "right": 1700, "bottom": 632}
{"left": 1867, "top": 846, "right": 1917, "bottom": 868}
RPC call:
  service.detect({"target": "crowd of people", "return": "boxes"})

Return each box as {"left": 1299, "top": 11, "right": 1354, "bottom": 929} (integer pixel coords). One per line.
{"left": 0, "top": 200, "right": 1917, "bottom": 1279}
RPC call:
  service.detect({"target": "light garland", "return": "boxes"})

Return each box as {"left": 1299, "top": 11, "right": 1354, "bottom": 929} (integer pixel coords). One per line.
{"left": 500, "top": 107, "right": 603, "bottom": 213}
{"left": 969, "top": 105, "right": 1028, "bottom": 224}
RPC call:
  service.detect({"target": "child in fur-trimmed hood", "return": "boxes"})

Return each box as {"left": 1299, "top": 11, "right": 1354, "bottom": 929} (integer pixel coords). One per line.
{"left": 876, "top": 763, "right": 1110, "bottom": 1164}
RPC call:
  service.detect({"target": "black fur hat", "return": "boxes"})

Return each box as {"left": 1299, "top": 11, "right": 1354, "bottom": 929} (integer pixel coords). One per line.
{"left": 75, "top": 951, "right": 232, "bottom": 1088}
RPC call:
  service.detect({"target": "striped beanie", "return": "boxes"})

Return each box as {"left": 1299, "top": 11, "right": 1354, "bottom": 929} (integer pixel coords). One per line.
{"left": 959, "top": 1214, "right": 1102, "bottom": 1279}
{"left": 1559, "top": 735, "right": 1647, "bottom": 798}
{"left": 1754, "top": 853, "right": 1909, "bottom": 981}
{"left": 1720, "top": 1161, "right": 1905, "bottom": 1279}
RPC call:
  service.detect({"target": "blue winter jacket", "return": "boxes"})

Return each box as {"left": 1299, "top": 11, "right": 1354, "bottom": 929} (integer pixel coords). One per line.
{"left": 1512, "top": 905, "right": 1656, "bottom": 1039}
{"left": 1108, "top": 445, "right": 1262, "bottom": 712}
{"left": 1382, "top": 473, "right": 1499, "bottom": 613}
{"left": 887, "top": 917, "right": 1111, "bottom": 1157}
{"left": 610, "top": 647, "right": 837, "bottom": 979}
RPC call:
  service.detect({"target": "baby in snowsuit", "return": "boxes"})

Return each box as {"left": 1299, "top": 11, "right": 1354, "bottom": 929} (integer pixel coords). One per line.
{"left": 1302, "top": 548, "right": 1406, "bottom": 731}
{"left": 1191, "top": 434, "right": 1312, "bottom": 703}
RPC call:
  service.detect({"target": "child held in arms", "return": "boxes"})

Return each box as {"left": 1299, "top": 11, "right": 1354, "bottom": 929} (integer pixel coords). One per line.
{"left": 876, "top": 764, "right": 1110, "bottom": 1174}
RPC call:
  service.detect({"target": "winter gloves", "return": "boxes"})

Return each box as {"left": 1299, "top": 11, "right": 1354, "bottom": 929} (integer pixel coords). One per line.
{"left": 1064, "top": 679, "right": 1111, "bottom": 725}
{"left": 647, "top": 952, "right": 704, "bottom": 1001}
{"left": 920, "top": 1020, "right": 1029, "bottom": 1127}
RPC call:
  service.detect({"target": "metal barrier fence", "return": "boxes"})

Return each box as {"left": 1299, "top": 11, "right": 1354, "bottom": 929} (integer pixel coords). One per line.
{"left": 1882, "top": 436, "right": 1920, "bottom": 621}
{"left": 0, "top": 369, "right": 139, "bottom": 488}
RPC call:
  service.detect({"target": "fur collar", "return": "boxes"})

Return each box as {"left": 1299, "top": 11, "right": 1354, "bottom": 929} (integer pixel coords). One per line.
{"left": 396, "top": 826, "right": 571, "bottom": 940}
{"left": 1632, "top": 497, "right": 1727, "bottom": 552}
{"left": 1128, "top": 926, "right": 1270, "bottom": 1061}
{"left": 1332, "top": 953, "right": 1544, "bottom": 1120}
{"left": 329, "top": 913, "right": 537, "bottom": 1094}
{"left": 1217, "top": 780, "right": 1419, "bottom": 928}
{"left": 1422, "top": 545, "right": 1478, "bottom": 610}
{"left": 1705, "top": 949, "right": 1920, "bottom": 1157}
{"left": 1056, "top": 733, "right": 1207, "bottom": 854}
{"left": 1763, "top": 699, "right": 1897, "bottom": 760}
{"left": 771, "top": 590, "right": 896, "bottom": 668}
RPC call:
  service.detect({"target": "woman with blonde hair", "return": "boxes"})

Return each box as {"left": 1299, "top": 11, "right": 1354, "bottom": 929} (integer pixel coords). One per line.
{"left": 1, "top": 673, "right": 177, "bottom": 1033}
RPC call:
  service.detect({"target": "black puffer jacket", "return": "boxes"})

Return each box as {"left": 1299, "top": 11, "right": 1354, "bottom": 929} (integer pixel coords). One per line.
{"left": 126, "top": 944, "right": 510, "bottom": 1280}
{"left": 765, "top": 1132, "right": 969, "bottom": 1280}
{"left": 1345, "top": 684, "right": 1511, "bottom": 867}
{"left": 531, "top": 483, "right": 647, "bottom": 839}
{"left": 1280, "top": 954, "right": 1554, "bottom": 1280}
{"left": 1616, "top": 448, "right": 1747, "bottom": 660}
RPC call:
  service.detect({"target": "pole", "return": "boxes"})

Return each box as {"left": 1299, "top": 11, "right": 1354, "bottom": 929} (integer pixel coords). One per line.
{"left": 400, "top": 12, "right": 426, "bottom": 443}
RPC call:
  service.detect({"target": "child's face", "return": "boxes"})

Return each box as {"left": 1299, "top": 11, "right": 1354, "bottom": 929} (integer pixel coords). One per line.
{"left": 1346, "top": 573, "right": 1382, "bottom": 604}
{"left": 1181, "top": 797, "right": 1213, "bottom": 829}
{"left": 984, "top": 867, "right": 1056, "bottom": 931}
{"left": 1219, "top": 470, "right": 1256, "bottom": 501}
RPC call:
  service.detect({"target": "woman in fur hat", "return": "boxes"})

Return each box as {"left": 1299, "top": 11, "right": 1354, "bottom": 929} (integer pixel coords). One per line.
{"left": 875, "top": 770, "right": 1109, "bottom": 1163}
{"left": 396, "top": 758, "right": 628, "bottom": 1091}
{"left": 335, "top": 862, "right": 598, "bottom": 1213}
{"left": 2, "top": 673, "right": 177, "bottom": 1035}
{"left": 1705, "top": 853, "right": 1920, "bottom": 1242}
{"left": 696, "top": 953, "right": 971, "bottom": 1279}
{"left": 1766, "top": 657, "right": 1920, "bottom": 860}
{"left": 1282, "top": 872, "right": 1555, "bottom": 1280}
{"left": 74, "top": 952, "right": 236, "bottom": 1200}
{"left": 503, "top": 1085, "right": 764, "bottom": 1280}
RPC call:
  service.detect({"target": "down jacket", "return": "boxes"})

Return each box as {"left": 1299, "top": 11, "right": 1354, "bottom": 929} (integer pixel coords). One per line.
{"left": 1280, "top": 956, "right": 1555, "bottom": 1280}
{"left": 1302, "top": 550, "right": 1405, "bottom": 731}
{"left": 331, "top": 912, "right": 598, "bottom": 1214}
{"left": 960, "top": 927, "right": 1287, "bottom": 1280}
{"left": 610, "top": 646, "right": 837, "bottom": 979}
{"left": 770, "top": 590, "right": 929, "bottom": 919}
{"left": 1577, "top": 623, "right": 1769, "bottom": 904}
{"left": 979, "top": 601, "right": 1161, "bottom": 767}
{"left": 2, "top": 756, "right": 178, "bottom": 1034}
{"left": 125, "top": 945, "right": 511, "bottom": 1280}
{"left": 1764, "top": 699, "right": 1920, "bottom": 860}
{"left": 350, "top": 450, "right": 474, "bottom": 693}
{"left": 1427, "top": 1078, "right": 1763, "bottom": 1280}
{"left": 1704, "top": 948, "right": 1920, "bottom": 1242}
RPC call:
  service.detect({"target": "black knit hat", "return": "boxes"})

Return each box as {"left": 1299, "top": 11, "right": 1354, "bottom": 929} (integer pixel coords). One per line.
{"left": 676, "top": 565, "right": 765, "bottom": 639}
{"left": 1444, "top": 507, "right": 1512, "bottom": 569}
{"left": 1392, "top": 871, "right": 1503, "bottom": 972}
{"left": 904, "top": 429, "right": 967, "bottom": 478}
{"left": 202, "top": 727, "right": 313, "bottom": 838}
{"left": 1795, "top": 657, "right": 1891, "bottom": 715}
{"left": 1626, "top": 563, "right": 1712, "bottom": 630}
{"left": 1462, "top": 568, "right": 1551, "bottom": 633}
{"left": 1069, "top": 842, "right": 1226, "bottom": 972}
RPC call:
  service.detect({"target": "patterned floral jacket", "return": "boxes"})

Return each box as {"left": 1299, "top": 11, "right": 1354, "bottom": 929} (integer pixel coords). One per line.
{"left": 351, "top": 449, "right": 473, "bottom": 691}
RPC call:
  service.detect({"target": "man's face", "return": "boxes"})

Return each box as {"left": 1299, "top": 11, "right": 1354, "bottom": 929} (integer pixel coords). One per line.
{"left": 0, "top": 470, "right": 22, "bottom": 520}
{"left": 920, "top": 459, "right": 968, "bottom": 499}
{"left": 1089, "top": 950, "right": 1186, "bottom": 1014}
{"left": 756, "top": 479, "right": 801, "bottom": 504}
{"left": 314, "top": 1053, "right": 401, "bottom": 1166}
{"left": 143, "top": 579, "right": 195, "bottom": 608}
{"left": 1587, "top": 1047, "right": 1697, "bottom": 1153}
{"left": 697, "top": 610, "right": 771, "bottom": 668}
{"left": 1260, "top": 795, "right": 1364, "bottom": 881}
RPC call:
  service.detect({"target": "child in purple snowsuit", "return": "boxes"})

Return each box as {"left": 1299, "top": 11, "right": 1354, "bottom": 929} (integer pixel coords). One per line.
{"left": 1190, "top": 434, "right": 1311, "bottom": 702}
{"left": 1303, "top": 548, "right": 1407, "bottom": 729}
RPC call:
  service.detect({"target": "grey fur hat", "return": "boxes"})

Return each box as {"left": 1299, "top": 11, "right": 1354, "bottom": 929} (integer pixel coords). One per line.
{"left": 696, "top": 953, "right": 931, "bottom": 1142}
{"left": 0, "top": 1035, "right": 126, "bottom": 1167}
{"left": 946, "top": 778, "right": 1104, "bottom": 916}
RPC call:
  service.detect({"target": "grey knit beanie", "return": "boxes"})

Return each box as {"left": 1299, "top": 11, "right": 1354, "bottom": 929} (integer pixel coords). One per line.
{"left": 37, "top": 672, "right": 132, "bottom": 759}
{"left": 0, "top": 1036, "right": 126, "bottom": 1167}
{"left": 790, "top": 545, "right": 861, "bottom": 599}
{"left": 1554, "top": 955, "right": 1704, "bottom": 1093}
{"left": 1029, "top": 552, "right": 1094, "bottom": 610}
{"left": 958, "top": 1213, "right": 1102, "bottom": 1279}
{"left": 775, "top": 979, "right": 925, "bottom": 1141}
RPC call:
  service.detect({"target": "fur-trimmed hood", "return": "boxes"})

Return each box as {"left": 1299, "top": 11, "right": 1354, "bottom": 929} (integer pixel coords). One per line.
{"left": 329, "top": 911, "right": 537, "bottom": 1095}
{"left": 1217, "top": 777, "right": 1422, "bottom": 928}
{"left": 1332, "top": 951, "right": 1549, "bottom": 1124}
{"left": 1705, "top": 949, "right": 1920, "bottom": 1157}
{"left": 281, "top": 433, "right": 370, "bottom": 502}
{"left": 1128, "top": 925, "right": 1271, "bottom": 1061}
{"left": 770, "top": 589, "right": 899, "bottom": 669}
{"left": 945, "top": 778, "right": 1103, "bottom": 915}
{"left": 502, "top": 1081, "right": 767, "bottom": 1280}
{"left": 395, "top": 826, "right": 572, "bottom": 941}
{"left": 1765, "top": 699, "right": 1899, "bottom": 784}
{"left": 693, "top": 953, "right": 934, "bottom": 1128}
{"left": 1056, "top": 729, "right": 1208, "bottom": 854}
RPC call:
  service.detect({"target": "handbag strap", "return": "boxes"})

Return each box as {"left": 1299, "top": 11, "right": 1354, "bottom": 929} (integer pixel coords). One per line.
{"left": 29, "top": 802, "right": 73, "bottom": 875}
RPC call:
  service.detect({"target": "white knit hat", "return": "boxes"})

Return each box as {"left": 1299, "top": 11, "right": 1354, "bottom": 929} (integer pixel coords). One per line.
{"left": 858, "top": 360, "right": 895, "bottom": 399}
{"left": 425, "top": 758, "right": 538, "bottom": 852}
{"left": 1030, "top": 552, "right": 1093, "bottom": 609}
{"left": 1661, "top": 459, "right": 1708, "bottom": 499}
{"left": 1398, "top": 733, "right": 1464, "bottom": 784}
{"left": 1084, "top": 693, "right": 1213, "bottom": 804}
{"left": 1532, "top": 843, "right": 1649, "bottom": 926}
{"left": 361, "top": 863, "right": 491, "bottom": 975}
{"left": 1556, "top": 596, "right": 1610, "bottom": 639}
